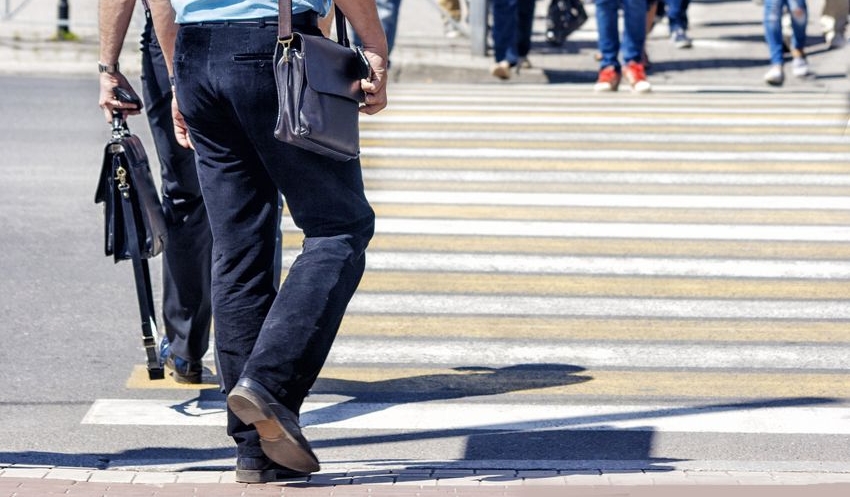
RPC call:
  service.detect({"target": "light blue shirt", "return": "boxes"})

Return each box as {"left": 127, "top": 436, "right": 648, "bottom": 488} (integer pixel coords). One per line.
{"left": 171, "top": 0, "right": 331, "bottom": 24}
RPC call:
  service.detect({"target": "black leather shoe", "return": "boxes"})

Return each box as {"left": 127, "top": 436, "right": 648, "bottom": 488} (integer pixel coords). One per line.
{"left": 235, "top": 455, "right": 309, "bottom": 483}
{"left": 159, "top": 336, "right": 203, "bottom": 384}
{"left": 227, "top": 377, "right": 320, "bottom": 473}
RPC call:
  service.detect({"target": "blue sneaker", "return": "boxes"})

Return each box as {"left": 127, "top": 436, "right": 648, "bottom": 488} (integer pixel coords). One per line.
{"left": 159, "top": 336, "right": 203, "bottom": 384}
{"left": 671, "top": 28, "right": 692, "bottom": 49}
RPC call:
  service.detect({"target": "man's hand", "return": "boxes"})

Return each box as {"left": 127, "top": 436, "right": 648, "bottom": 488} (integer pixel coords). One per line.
{"left": 335, "top": 0, "right": 389, "bottom": 115}
{"left": 171, "top": 95, "right": 193, "bottom": 149}
{"left": 98, "top": 72, "right": 142, "bottom": 122}
{"left": 359, "top": 50, "right": 388, "bottom": 115}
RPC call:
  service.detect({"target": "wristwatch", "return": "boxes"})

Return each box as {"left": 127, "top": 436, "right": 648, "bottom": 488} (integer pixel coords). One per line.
{"left": 98, "top": 62, "right": 120, "bottom": 74}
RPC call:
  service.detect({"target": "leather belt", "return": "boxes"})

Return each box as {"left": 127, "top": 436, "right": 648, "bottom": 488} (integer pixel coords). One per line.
{"left": 182, "top": 11, "right": 318, "bottom": 28}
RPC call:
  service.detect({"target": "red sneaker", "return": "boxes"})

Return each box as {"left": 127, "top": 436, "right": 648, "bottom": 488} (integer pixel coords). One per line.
{"left": 593, "top": 66, "right": 621, "bottom": 92}
{"left": 624, "top": 61, "right": 652, "bottom": 93}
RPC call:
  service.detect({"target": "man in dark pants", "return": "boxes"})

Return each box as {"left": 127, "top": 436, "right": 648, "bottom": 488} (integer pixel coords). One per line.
{"left": 149, "top": 0, "right": 387, "bottom": 483}
{"left": 98, "top": 0, "right": 212, "bottom": 384}
{"left": 490, "top": 0, "right": 536, "bottom": 79}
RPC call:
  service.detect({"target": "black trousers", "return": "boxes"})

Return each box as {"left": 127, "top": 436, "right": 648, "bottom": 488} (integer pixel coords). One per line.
{"left": 172, "top": 22, "right": 374, "bottom": 458}
{"left": 140, "top": 13, "right": 213, "bottom": 363}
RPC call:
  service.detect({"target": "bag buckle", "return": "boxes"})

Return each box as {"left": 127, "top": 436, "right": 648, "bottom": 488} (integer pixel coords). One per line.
{"left": 278, "top": 36, "right": 293, "bottom": 62}
{"left": 115, "top": 165, "right": 130, "bottom": 197}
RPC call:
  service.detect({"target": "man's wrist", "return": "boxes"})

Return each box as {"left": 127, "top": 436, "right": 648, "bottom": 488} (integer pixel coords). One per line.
{"left": 98, "top": 61, "right": 120, "bottom": 74}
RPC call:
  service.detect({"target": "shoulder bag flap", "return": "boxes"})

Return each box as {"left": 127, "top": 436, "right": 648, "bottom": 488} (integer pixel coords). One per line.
{"left": 299, "top": 33, "right": 366, "bottom": 103}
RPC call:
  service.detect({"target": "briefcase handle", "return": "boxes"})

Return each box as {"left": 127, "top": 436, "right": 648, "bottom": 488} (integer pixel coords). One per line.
{"left": 110, "top": 86, "right": 143, "bottom": 138}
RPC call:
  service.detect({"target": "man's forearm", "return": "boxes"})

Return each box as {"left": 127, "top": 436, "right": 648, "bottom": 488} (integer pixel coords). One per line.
{"left": 148, "top": 0, "right": 179, "bottom": 77}
{"left": 99, "top": 0, "right": 137, "bottom": 64}
{"left": 334, "top": 0, "right": 389, "bottom": 58}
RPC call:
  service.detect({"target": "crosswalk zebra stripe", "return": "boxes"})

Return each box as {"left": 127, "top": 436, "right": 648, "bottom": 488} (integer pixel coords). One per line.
{"left": 372, "top": 95, "right": 848, "bottom": 109}
{"left": 346, "top": 294, "right": 850, "bottom": 321}
{"left": 366, "top": 218, "right": 850, "bottom": 241}
{"left": 380, "top": 95, "right": 850, "bottom": 112}
{"left": 366, "top": 191, "right": 850, "bottom": 209}
{"left": 81, "top": 399, "right": 850, "bottom": 435}
{"left": 362, "top": 159, "right": 849, "bottom": 175}
{"left": 325, "top": 336, "right": 850, "bottom": 370}
{"left": 372, "top": 205, "right": 850, "bottom": 225}
{"left": 323, "top": 251, "right": 850, "bottom": 279}
{"left": 355, "top": 272, "right": 850, "bottom": 300}
{"left": 338, "top": 316, "right": 850, "bottom": 343}
{"left": 363, "top": 170, "right": 850, "bottom": 186}
{"left": 360, "top": 130, "right": 849, "bottom": 144}
{"left": 362, "top": 115, "right": 848, "bottom": 127}
{"left": 290, "top": 235, "right": 850, "bottom": 260}
{"left": 361, "top": 147, "right": 850, "bottom": 162}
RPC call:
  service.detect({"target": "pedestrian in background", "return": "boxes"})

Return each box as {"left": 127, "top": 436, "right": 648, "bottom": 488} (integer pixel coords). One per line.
{"left": 821, "top": 0, "right": 849, "bottom": 49}
{"left": 490, "top": 0, "right": 536, "bottom": 80}
{"left": 666, "top": 0, "right": 693, "bottom": 48}
{"left": 98, "top": 0, "right": 213, "bottom": 385}
{"left": 594, "top": 0, "right": 652, "bottom": 92}
{"left": 763, "top": 0, "right": 809, "bottom": 85}
{"left": 148, "top": 0, "right": 387, "bottom": 483}
{"left": 439, "top": 0, "right": 464, "bottom": 38}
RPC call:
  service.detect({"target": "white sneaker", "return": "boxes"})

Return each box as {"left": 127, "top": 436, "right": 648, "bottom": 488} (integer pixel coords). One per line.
{"left": 764, "top": 64, "right": 784, "bottom": 86}
{"left": 490, "top": 61, "right": 511, "bottom": 80}
{"left": 791, "top": 56, "right": 809, "bottom": 77}
{"left": 827, "top": 31, "right": 847, "bottom": 49}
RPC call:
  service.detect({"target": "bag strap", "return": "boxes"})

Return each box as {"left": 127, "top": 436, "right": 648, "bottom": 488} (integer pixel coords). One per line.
{"left": 278, "top": 0, "right": 349, "bottom": 47}
{"left": 116, "top": 155, "right": 165, "bottom": 380}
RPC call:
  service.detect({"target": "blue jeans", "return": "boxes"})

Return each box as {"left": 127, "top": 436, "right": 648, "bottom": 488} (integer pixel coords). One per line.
{"left": 353, "top": 0, "right": 401, "bottom": 55}
{"left": 596, "top": 0, "right": 648, "bottom": 70}
{"left": 665, "top": 0, "right": 691, "bottom": 32}
{"left": 764, "top": 0, "right": 808, "bottom": 65}
{"left": 140, "top": 13, "right": 212, "bottom": 363}
{"left": 172, "top": 22, "right": 375, "bottom": 459}
{"left": 491, "top": 0, "right": 518, "bottom": 64}
{"left": 491, "top": 0, "right": 535, "bottom": 63}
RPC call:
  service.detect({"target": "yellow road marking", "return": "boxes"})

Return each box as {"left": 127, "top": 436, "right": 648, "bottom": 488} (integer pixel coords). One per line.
{"left": 338, "top": 315, "right": 850, "bottom": 343}
{"left": 127, "top": 366, "right": 219, "bottom": 390}
{"left": 352, "top": 271, "right": 850, "bottom": 300}
{"left": 314, "top": 367, "right": 850, "bottom": 399}
{"left": 126, "top": 362, "right": 850, "bottom": 399}
{"left": 283, "top": 234, "right": 850, "bottom": 259}
{"left": 370, "top": 204, "right": 850, "bottom": 225}
{"left": 362, "top": 181, "right": 850, "bottom": 196}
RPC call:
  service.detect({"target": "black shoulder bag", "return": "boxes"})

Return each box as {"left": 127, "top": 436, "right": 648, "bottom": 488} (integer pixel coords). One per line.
{"left": 273, "top": 0, "right": 370, "bottom": 161}
{"left": 545, "top": 0, "right": 589, "bottom": 46}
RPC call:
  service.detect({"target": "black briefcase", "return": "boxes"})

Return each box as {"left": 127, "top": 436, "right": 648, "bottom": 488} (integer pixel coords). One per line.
{"left": 94, "top": 97, "right": 167, "bottom": 380}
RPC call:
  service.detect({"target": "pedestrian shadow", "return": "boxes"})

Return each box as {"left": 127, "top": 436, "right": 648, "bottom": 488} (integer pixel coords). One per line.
{"left": 701, "top": 21, "right": 763, "bottom": 29}
{"left": 644, "top": 56, "right": 768, "bottom": 73}
{"left": 298, "top": 396, "right": 839, "bottom": 483}
{"left": 306, "top": 363, "right": 592, "bottom": 425}
{"left": 0, "top": 447, "right": 235, "bottom": 470}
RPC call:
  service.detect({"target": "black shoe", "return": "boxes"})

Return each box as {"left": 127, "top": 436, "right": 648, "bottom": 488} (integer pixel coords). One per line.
{"left": 227, "top": 377, "right": 320, "bottom": 473}
{"left": 235, "top": 455, "right": 310, "bottom": 483}
{"left": 159, "top": 336, "right": 203, "bottom": 384}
